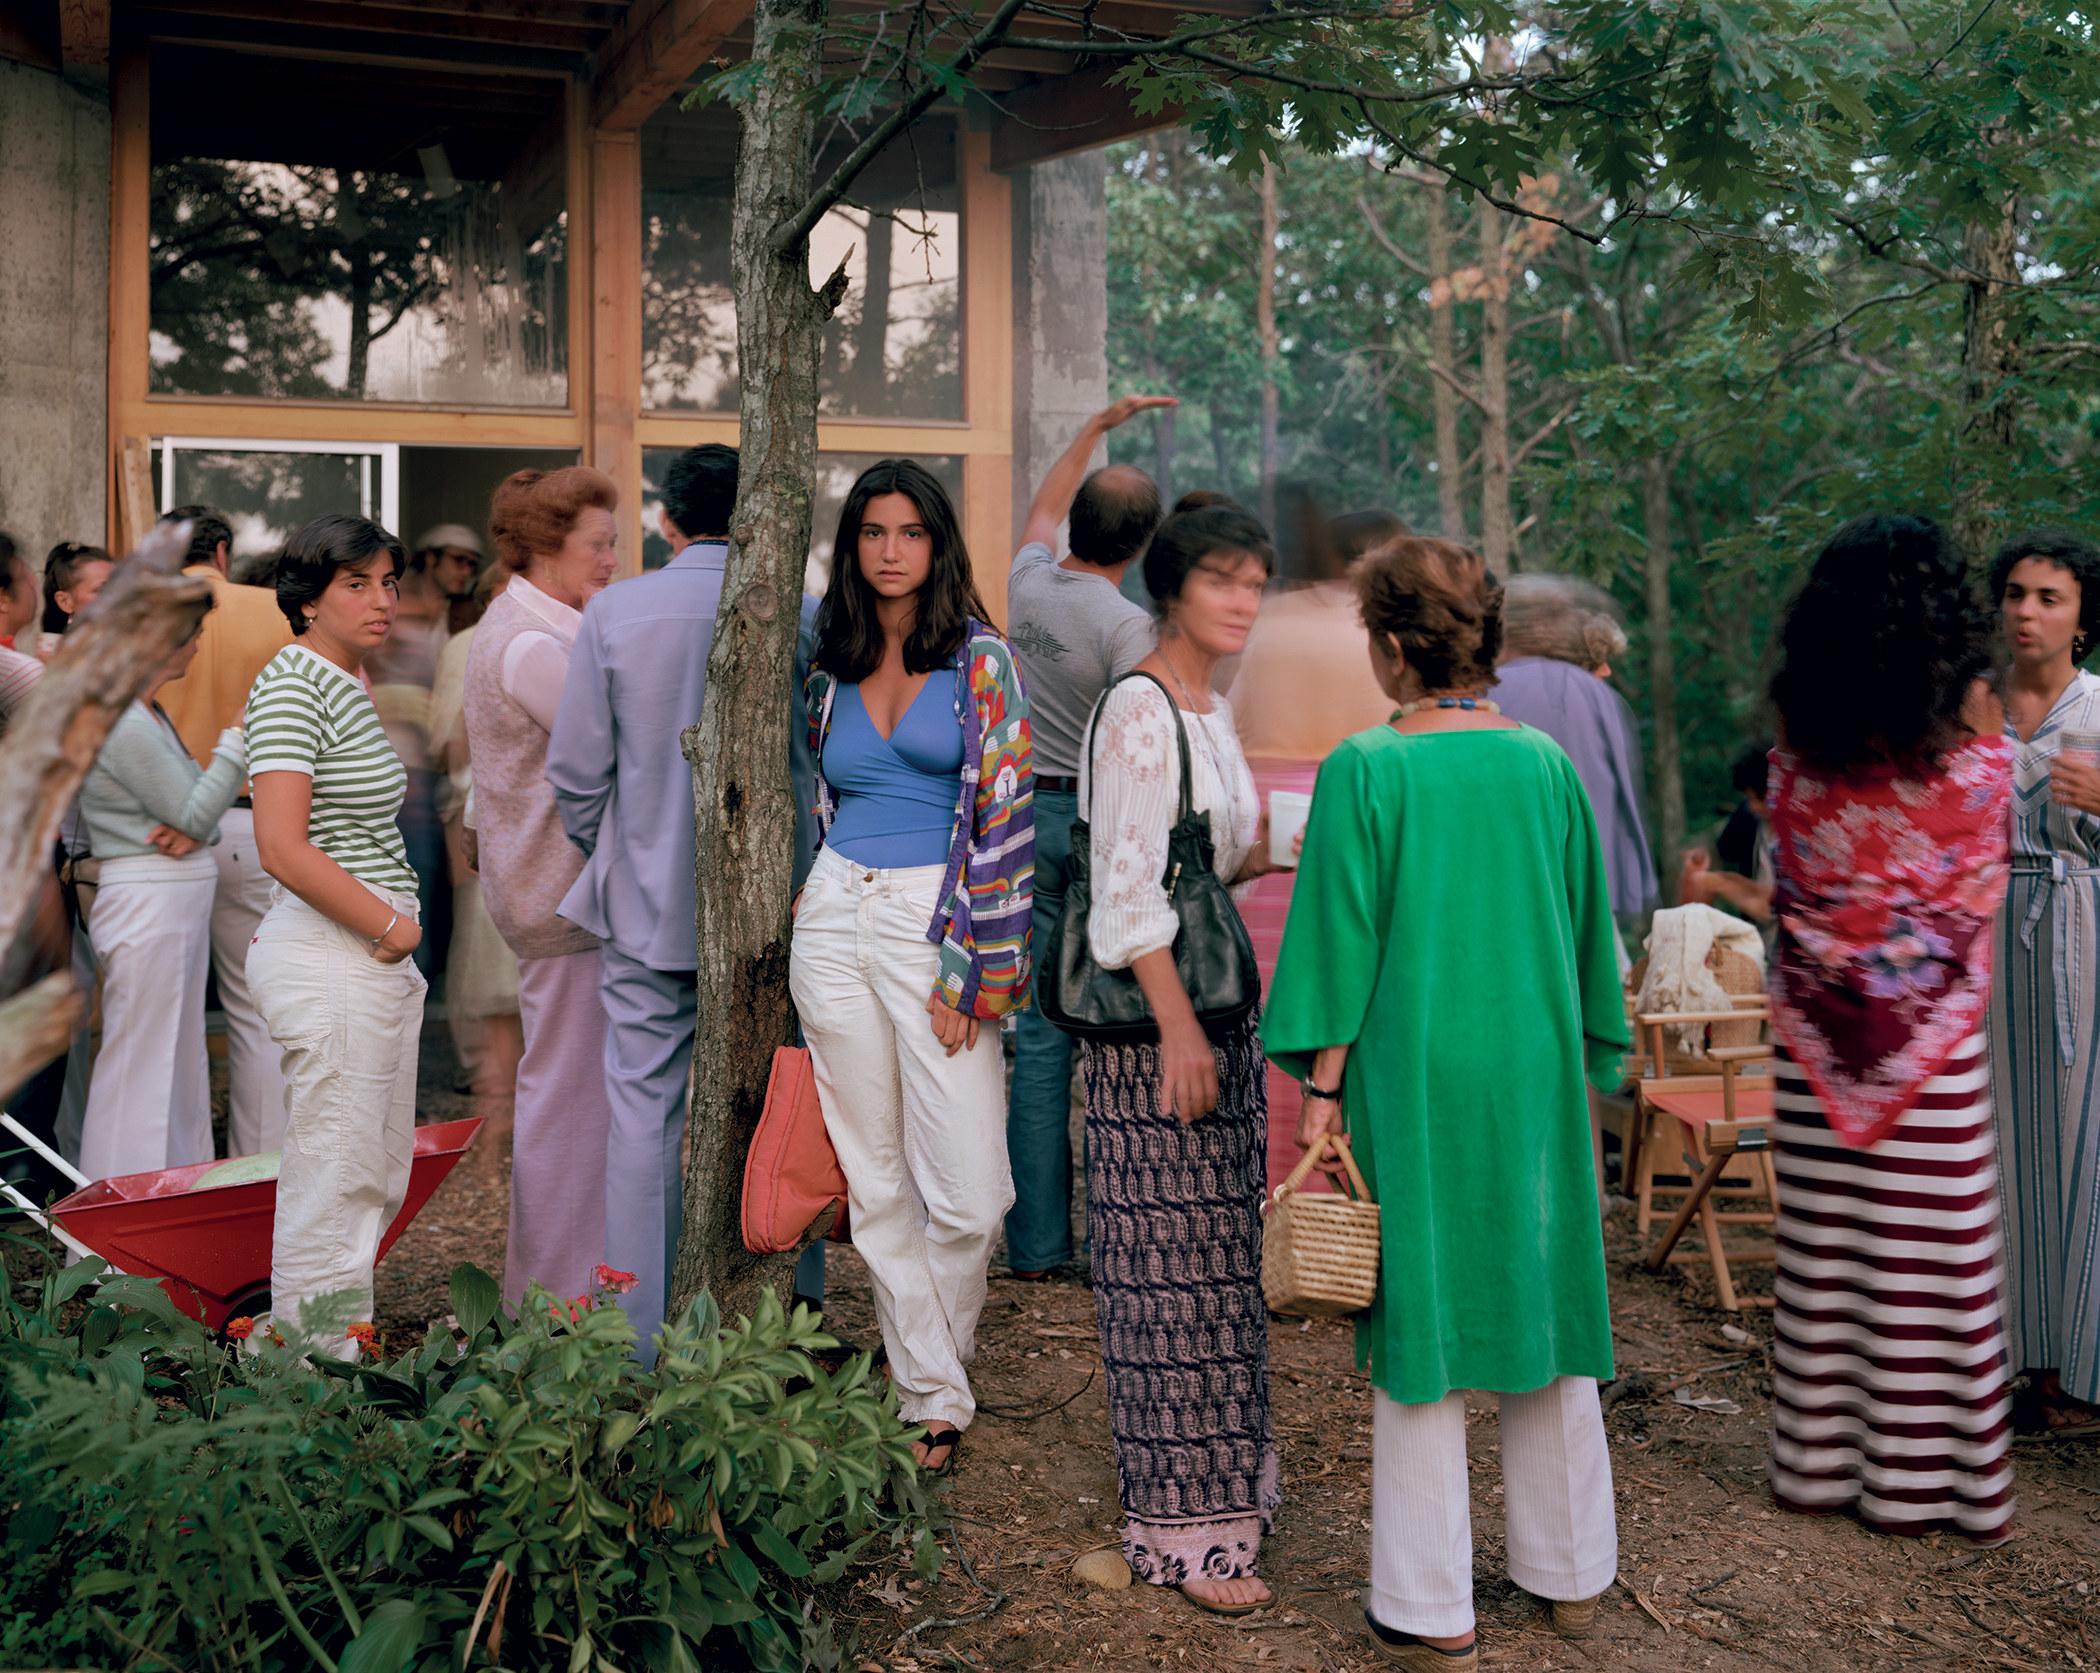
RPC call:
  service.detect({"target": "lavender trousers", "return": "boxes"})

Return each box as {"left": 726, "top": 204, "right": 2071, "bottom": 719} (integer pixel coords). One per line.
{"left": 507, "top": 947, "right": 613, "bottom": 1303}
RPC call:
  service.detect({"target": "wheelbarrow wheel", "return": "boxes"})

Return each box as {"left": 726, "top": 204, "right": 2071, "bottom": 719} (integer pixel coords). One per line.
{"left": 219, "top": 1285, "right": 271, "bottom": 1345}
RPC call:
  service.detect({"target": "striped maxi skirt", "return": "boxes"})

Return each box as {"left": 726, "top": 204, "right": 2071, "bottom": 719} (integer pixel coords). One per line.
{"left": 1768, "top": 1035, "right": 2014, "bottom": 1543}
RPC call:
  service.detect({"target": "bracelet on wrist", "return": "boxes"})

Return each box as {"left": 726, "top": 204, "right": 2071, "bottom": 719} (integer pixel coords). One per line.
{"left": 375, "top": 910, "right": 399, "bottom": 946}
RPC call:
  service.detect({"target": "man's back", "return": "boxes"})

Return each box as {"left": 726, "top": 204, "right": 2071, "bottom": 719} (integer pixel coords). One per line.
{"left": 1005, "top": 541, "right": 1155, "bottom": 778}
{"left": 159, "top": 568, "right": 293, "bottom": 768}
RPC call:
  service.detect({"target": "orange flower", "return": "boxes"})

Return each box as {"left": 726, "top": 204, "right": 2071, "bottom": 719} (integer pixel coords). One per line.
{"left": 347, "top": 1321, "right": 378, "bottom": 1359}
{"left": 225, "top": 1316, "right": 255, "bottom": 1341}
{"left": 593, "top": 1264, "right": 639, "bottom": 1295}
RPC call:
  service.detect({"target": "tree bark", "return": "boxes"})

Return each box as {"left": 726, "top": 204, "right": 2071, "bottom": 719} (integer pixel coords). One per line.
{"left": 669, "top": 0, "right": 847, "bottom": 1327}
{"left": 1955, "top": 193, "right": 2021, "bottom": 559}
{"left": 845, "top": 207, "right": 892, "bottom": 414}
{"left": 1256, "top": 154, "right": 1281, "bottom": 531}
{"left": 1640, "top": 452, "right": 1686, "bottom": 874}
{"left": 1476, "top": 199, "right": 1512, "bottom": 569}
{"left": 1423, "top": 181, "right": 1466, "bottom": 542}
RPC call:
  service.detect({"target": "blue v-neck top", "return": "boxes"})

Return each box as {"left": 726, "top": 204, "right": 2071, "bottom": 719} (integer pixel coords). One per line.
{"left": 822, "top": 676, "right": 966, "bottom": 869}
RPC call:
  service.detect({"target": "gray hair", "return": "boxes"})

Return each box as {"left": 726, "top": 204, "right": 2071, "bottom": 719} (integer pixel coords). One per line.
{"left": 1499, "top": 573, "right": 1629, "bottom": 671}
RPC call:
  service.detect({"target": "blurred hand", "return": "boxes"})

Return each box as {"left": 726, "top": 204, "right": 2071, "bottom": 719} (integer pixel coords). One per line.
{"left": 1158, "top": 1017, "right": 1219, "bottom": 1123}
{"left": 1232, "top": 809, "right": 1281, "bottom": 884}
{"left": 1677, "top": 846, "right": 1717, "bottom": 906}
{"left": 2053, "top": 758, "right": 2100, "bottom": 817}
{"left": 146, "top": 824, "right": 202, "bottom": 859}
{"left": 926, "top": 992, "right": 981, "bottom": 1057}
{"left": 1094, "top": 394, "right": 1179, "bottom": 433}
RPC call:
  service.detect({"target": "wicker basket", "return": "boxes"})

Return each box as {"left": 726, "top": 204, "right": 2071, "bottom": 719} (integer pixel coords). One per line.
{"left": 1261, "top": 1133, "right": 1382, "bottom": 1318}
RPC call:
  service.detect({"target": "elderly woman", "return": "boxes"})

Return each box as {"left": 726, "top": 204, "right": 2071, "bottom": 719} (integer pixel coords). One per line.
{"left": 1268, "top": 537, "right": 1628, "bottom": 1669}
{"left": 77, "top": 604, "right": 246, "bottom": 1178}
{"left": 1079, "top": 504, "right": 1283, "bottom": 1614}
{"left": 247, "top": 515, "right": 424, "bottom": 1357}
{"left": 464, "top": 467, "right": 619, "bottom": 1304}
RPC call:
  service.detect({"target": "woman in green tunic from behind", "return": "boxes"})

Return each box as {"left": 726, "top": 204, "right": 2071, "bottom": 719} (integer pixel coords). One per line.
{"left": 1265, "top": 536, "right": 1629, "bottom": 1672}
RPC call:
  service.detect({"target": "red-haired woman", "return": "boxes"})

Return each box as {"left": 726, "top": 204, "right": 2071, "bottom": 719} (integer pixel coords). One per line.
{"left": 464, "top": 467, "right": 620, "bottom": 1304}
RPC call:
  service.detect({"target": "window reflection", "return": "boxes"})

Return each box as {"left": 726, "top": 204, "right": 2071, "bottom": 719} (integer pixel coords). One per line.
{"left": 641, "top": 106, "right": 960, "bottom": 421}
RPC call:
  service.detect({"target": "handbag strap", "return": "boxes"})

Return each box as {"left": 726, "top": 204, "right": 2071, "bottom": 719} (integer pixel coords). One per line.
{"left": 1081, "top": 670, "right": 1195, "bottom": 829}
{"left": 1274, "top": 1131, "right": 1375, "bottom": 1203}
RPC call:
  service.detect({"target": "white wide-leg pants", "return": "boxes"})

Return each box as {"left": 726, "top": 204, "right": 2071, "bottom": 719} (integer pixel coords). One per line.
{"left": 211, "top": 806, "right": 292, "bottom": 1157}
{"left": 1370, "top": 1377, "right": 1619, "bottom": 1638}
{"left": 78, "top": 852, "right": 219, "bottom": 1180}
{"left": 789, "top": 845, "right": 1014, "bottom": 1430}
{"left": 247, "top": 882, "right": 425, "bottom": 1358}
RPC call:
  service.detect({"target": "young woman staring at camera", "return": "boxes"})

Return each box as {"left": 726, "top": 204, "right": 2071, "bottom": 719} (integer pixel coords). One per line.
{"left": 1079, "top": 505, "right": 1286, "bottom": 1618}
{"left": 1991, "top": 527, "right": 2100, "bottom": 1440}
{"left": 792, "top": 460, "right": 1033, "bottom": 1481}
{"left": 244, "top": 514, "right": 426, "bottom": 1360}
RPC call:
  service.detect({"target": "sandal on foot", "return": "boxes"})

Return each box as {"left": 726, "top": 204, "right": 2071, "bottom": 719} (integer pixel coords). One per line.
{"left": 1179, "top": 1582, "right": 1269, "bottom": 1617}
{"left": 1365, "top": 1611, "right": 1478, "bottom": 1671}
{"left": 917, "top": 1426, "right": 962, "bottom": 1477}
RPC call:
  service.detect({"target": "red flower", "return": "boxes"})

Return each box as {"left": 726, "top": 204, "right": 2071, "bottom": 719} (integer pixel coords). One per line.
{"left": 225, "top": 1316, "right": 255, "bottom": 1341}
{"left": 549, "top": 1297, "right": 590, "bottom": 1325}
{"left": 347, "top": 1321, "right": 378, "bottom": 1359}
{"left": 593, "top": 1264, "right": 639, "bottom": 1295}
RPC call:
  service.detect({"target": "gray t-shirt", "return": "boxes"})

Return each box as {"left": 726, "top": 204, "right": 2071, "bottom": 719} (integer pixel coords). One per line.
{"left": 1005, "top": 541, "right": 1156, "bottom": 777}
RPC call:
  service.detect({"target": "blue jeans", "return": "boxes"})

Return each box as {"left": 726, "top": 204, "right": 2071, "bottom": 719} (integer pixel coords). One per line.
{"left": 1006, "top": 788, "right": 1078, "bottom": 1272}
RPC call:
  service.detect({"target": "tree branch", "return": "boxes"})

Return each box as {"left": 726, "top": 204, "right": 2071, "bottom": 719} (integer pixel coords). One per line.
{"left": 1431, "top": 358, "right": 1487, "bottom": 413}
{"left": 1356, "top": 188, "right": 1426, "bottom": 277}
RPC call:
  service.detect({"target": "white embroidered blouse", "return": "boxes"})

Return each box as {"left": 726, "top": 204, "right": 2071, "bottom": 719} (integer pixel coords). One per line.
{"left": 1079, "top": 676, "right": 1260, "bottom": 971}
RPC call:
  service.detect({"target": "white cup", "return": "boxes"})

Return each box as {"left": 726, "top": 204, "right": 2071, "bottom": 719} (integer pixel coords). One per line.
{"left": 1268, "top": 790, "right": 1312, "bottom": 869}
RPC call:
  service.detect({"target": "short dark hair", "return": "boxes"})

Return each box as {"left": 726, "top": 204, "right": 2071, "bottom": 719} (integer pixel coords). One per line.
{"left": 1142, "top": 505, "right": 1275, "bottom": 617}
{"left": 1730, "top": 739, "right": 1774, "bottom": 796}
{"left": 1355, "top": 536, "right": 1503, "bottom": 691}
{"left": 161, "top": 503, "right": 233, "bottom": 570}
{"left": 1171, "top": 490, "right": 1241, "bottom": 516}
{"left": 662, "top": 443, "right": 739, "bottom": 542}
{"left": 42, "top": 541, "right": 115, "bottom": 632}
{"left": 813, "top": 459, "right": 988, "bottom": 683}
{"left": 1068, "top": 465, "right": 1161, "bottom": 569}
{"left": 1989, "top": 526, "right": 2100, "bottom": 649}
{"left": 275, "top": 514, "right": 406, "bottom": 635}
{"left": 1770, "top": 512, "right": 1993, "bottom": 777}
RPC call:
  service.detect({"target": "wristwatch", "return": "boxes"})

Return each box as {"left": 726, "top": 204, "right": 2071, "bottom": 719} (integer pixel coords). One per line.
{"left": 1301, "top": 1079, "right": 1343, "bottom": 1102}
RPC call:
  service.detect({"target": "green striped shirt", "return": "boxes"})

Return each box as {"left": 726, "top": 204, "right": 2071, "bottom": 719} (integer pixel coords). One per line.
{"left": 245, "top": 644, "right": 416, "bottom": 894}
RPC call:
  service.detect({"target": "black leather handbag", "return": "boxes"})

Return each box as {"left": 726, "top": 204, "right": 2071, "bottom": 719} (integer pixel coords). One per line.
{"left": 1039, "top": 672, "right": 1261, "bottom": 1044}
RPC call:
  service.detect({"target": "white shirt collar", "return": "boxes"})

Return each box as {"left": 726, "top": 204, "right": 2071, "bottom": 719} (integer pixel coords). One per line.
{"left": 509, "top": 578, "right": 584, "bottom": 635}
{"left": 284, "top": 641, "right": 365, "bottom": 694}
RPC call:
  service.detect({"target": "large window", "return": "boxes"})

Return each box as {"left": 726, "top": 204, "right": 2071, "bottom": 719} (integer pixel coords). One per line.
{"left": 153, "top": 438, "right": 399, "bottom": 559}
{"left": 640, "top": 104, "right": 960, "bottom": 422}
{"left": 147, "top": 47, "right": 569, "bottom": 407}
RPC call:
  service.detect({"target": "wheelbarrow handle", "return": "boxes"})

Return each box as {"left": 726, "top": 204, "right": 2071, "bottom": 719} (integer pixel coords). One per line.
{"left": 0, "top": 1111, "right": 90, "bottom": 1190}
{"left": 0, "top": 1176, "right": 93, "bottom": 1264}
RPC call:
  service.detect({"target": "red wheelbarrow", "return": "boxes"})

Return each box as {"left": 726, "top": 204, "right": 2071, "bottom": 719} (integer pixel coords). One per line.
{"left": 0, "top": 1116, "right": 482, "bottom": 1332}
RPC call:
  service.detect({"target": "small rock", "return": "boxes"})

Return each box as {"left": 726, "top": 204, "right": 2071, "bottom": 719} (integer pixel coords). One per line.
{"left": 1072, "top": 1550, "right": 1133, "bottom": 1590}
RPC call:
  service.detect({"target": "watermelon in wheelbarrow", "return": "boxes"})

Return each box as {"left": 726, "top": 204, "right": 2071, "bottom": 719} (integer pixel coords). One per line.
{"left": 40, "top": 1118, "right": 482, "bottom": 1332}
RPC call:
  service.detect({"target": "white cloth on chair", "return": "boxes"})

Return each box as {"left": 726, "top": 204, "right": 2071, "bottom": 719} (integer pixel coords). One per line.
{"left": 1637, "top": 904, "right": 1763, "bottom": 1054}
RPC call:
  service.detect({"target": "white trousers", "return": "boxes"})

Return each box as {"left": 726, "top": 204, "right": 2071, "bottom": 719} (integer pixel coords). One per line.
{"left": 211, "top": 807, "right": 292, "bottom": 1156}
{"left": 78, "top": 853, "right": 218, "bottom": 1181}
{"left": 1370, "top": 1377, "right": 1619, "bottom": 1638}
{"left": 247, "top": 882, "right": 425, "bottom": 1357}
{"left": 789, "top": 845, "right": 1014, "bottom": 1429}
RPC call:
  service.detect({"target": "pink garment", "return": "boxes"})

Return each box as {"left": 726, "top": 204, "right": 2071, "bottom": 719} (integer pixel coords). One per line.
{"left": 1244, "top": 759, "right": 1330, "bottom": 1197}
{"left": 506, "top": 947, "right": 614, "bottom": 1303}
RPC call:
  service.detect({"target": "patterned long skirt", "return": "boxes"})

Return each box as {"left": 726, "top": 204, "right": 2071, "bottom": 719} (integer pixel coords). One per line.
{"left": 1769, "top": 1035, "right": 2015, "bottom": 1543}
{"left": 1081, "top": 1011, "right": 1280, "bottom": 1584}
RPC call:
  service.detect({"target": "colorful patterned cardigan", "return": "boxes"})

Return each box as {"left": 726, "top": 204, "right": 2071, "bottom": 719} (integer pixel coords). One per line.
{"left": 805, "top": 622, "right": 1035, "bottom": 1019}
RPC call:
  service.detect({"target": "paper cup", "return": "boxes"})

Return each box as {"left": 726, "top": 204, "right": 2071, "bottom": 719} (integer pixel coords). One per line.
{"left": 1269, "top": 790, "right": 1312, "bottom": 869}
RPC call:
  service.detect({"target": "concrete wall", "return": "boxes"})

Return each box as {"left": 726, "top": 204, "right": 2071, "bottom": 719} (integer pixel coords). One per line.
{"left": 1010, "top": 149, "right": 1108, "bottom": 550}
{"left": 0, "top": 59, "right": 110, "bottom": 575}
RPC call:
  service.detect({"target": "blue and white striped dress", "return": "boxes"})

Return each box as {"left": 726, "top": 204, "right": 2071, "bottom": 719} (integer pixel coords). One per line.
{"left": 1991, "top": 669, "right": 2100, "bottom": 1402}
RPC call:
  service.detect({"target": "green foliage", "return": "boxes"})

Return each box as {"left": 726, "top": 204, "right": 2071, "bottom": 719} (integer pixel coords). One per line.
{"left": 0, "top": 1252, "right": 929, "bottom": 1673}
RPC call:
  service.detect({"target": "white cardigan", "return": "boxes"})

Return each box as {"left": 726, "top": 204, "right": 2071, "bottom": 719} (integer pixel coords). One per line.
{"left": 1078, "top": 677, "right": 1259, "bottom": 971}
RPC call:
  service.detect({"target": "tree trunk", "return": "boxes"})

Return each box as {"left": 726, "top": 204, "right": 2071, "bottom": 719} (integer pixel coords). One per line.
{"left": 1423, "top": 181, "right": 1465, "bottom": 542}
{"left": 1640, "top": 453, "right": 1686, "bottom": 874}
{"left": 345, "top": 242, "right": 373, "bottom": 401}
{"left": 1256, "top": 154, "right": 1280, "bottom": 531}
{"left": 846, "top": 207, "right": 893, "bottom": 413}
{"left": 1954, "top": 193, "right": 2021, "bottom": 559}
{"left": 1476, "top": 199, "right": 1512, "bottom": 569}
{"left": 669, "top": 0, "right": 846, "bottom": 1327}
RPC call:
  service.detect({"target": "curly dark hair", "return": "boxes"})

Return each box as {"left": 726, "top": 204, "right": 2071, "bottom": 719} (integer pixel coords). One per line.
{"left": 1988, "top": 526, "right": 2100, "bottom": 656}
{"left": 1354, "top": 536, "right": 1504, "bottom": 691}
{"left": 1769, "top": 513, "right": 1994, "bottom": 776}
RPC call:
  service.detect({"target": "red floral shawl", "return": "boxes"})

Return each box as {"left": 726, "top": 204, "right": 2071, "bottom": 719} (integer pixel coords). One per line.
{"left": 1766, "top": 736, "right": 2013, "bottom": 1148}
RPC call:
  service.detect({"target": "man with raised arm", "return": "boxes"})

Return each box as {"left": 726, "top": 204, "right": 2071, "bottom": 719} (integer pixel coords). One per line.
{"left": 1003, "top": 394, "right": 1176, "bottom": 1281}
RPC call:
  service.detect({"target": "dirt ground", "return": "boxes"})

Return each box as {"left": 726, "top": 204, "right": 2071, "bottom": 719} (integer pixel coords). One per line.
{"left": 352, "top": 1014, "right": 2100, "bottom": 1673}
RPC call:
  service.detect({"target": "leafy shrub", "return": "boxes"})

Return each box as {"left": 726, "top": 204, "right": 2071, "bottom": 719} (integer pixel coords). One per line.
{"left": 0, "top": 1251, "right": 933, "bottom": 1672}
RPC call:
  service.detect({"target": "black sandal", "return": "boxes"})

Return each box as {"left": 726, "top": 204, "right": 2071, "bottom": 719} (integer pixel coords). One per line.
{"left": 917, "top": 1425, "right": 962, "bottom": 1477}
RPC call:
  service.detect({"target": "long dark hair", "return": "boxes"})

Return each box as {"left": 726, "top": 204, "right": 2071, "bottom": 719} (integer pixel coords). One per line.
{"left": 1769, "top": 512, "right": 1994, "bottom": 776}
{"left": 813, "top": 459, "right": 987, "bottom": 681}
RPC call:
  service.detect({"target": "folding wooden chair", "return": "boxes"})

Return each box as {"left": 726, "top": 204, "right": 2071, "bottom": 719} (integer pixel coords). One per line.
{"left": 1636, "top": 1046, "right": 1779, "bottom": 1311}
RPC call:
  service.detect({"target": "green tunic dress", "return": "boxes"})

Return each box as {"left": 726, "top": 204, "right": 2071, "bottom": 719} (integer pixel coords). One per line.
{"left": 1262, "top": 724, "right": 1629, "bottom": 1405}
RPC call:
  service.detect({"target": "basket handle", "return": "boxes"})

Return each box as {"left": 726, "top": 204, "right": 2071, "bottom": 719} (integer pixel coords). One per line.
{"left": 1276, "top": 1131, "right": 1374, "bottom": 1204}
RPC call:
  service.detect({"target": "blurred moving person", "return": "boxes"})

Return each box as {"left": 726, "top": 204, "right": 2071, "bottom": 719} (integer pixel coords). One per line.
{"left": 37, "top": 541, "right": 114, "bottom": 659}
